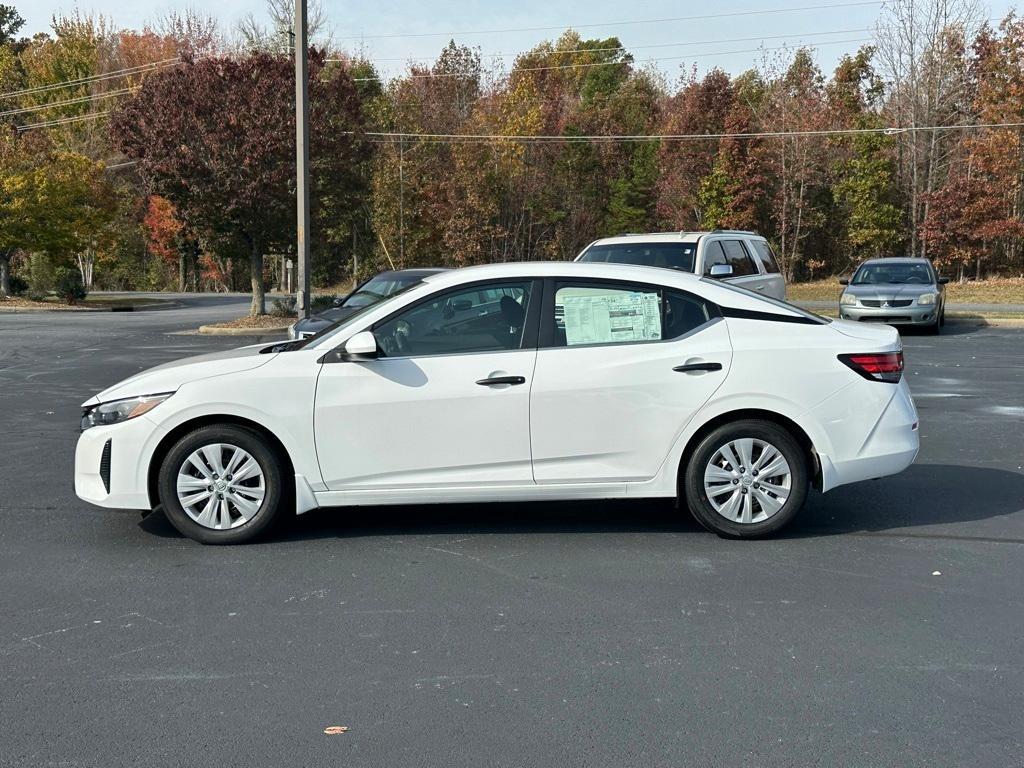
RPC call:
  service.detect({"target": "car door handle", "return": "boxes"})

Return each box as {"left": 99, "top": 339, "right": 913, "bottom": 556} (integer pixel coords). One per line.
{"left": 673, "top": 362, "right": 723, "bottom": 373}
{"left": 476, "top": 375, "right": 526, "bottom": 386}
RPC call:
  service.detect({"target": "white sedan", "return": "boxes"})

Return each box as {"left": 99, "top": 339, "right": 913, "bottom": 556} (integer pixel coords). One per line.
{"left": 75, "top": 262, "right": 919, "bottom": 543}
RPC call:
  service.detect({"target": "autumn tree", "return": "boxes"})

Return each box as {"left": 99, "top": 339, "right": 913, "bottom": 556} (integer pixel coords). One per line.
{"left": 828, "top": 48, "right": 902, "bottom": 264}
{"left": 0, "top": 130, "right": 111, "bottom": 295}
{"left": 655, "top": 68, "right": 734, "bottom": 230}
{"left": 112, "top": 51, "right": 369, "bottom": 314}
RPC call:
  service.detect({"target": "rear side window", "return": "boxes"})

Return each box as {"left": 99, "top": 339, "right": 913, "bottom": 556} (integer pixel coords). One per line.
{"left": 721, "top": 240, "right": 759, "bottom": 276}
{"left": 551, "top": 282, "right": 714, "bottom": 347}
{"left": 578, "top": 243, "right": 697, "bottom": 273}
{"left": 750, "top": 240, "right": 781, "bottom": 274}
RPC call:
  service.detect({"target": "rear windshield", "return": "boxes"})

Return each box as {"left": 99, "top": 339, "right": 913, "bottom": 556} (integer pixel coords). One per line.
{"left": 579, "top": 242, "right": 697, "bottom": 273}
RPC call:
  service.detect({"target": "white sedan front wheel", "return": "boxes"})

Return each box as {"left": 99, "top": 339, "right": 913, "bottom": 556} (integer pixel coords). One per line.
{"left": 158, "top": 425, "right": 284, "bottom": 544}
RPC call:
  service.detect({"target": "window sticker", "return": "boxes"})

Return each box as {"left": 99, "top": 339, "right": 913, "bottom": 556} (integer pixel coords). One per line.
{"left": 562, "top": 291, "right": 662, "bottom": 346}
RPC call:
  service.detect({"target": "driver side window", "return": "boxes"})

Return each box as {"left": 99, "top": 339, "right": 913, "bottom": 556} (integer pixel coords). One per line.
{"left": 374, "top": 281, "right": 534, "bottom": 358}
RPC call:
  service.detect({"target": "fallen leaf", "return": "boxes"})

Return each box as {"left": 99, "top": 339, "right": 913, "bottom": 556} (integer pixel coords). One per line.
{"left": 323, "top": 726, "right": 349, "bottom": 735}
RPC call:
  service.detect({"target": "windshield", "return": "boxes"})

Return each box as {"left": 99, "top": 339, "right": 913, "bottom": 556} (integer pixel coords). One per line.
{"left": 853, "top": 262, "right": 934, "bottom": 285}
{"left": 343, "top": 276, "right": 419, "bottom": 307}
{"left": 579, "top": 242, "right": 697, "bottom": 272}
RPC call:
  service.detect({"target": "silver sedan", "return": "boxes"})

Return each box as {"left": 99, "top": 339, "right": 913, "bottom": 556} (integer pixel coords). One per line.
{"left": 839, "top": 257, "right": 949, "bottom": 334}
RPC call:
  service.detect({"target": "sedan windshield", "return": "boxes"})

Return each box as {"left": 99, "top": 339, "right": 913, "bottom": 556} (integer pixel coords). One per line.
{"left": 579, "top": 243, "right": 697, "bottom": 272}
{"left": 853, "top": 262, "right": 934, "bottom": 285}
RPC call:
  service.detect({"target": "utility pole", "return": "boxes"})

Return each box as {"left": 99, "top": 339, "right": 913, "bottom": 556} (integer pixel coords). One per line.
{"left": 294, "top": 0, "right": 311, "bottom": 319}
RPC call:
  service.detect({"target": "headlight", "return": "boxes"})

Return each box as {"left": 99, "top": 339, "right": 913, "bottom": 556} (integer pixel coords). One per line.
{"left": 916, "top": 293, "right": 937, "bottom": 305}
{"left": 81, "top": 393, "right": 173, "bottom": 431}
{"left": 840, "top": 292, "right": 857, "bottom": 306}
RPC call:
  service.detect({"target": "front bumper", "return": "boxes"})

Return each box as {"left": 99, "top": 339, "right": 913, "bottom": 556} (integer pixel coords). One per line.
{"left": 75, "top": 415, "right": 165, "bottom": 510}
{"left": 840, "top": 304, "right": 938, "bottom": 325}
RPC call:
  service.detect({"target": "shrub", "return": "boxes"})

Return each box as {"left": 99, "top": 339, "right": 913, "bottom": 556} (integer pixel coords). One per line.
{"left": 26, "top": 289, "right": 47, "bottom": 302}
{"left": 310, "top": 295, "right": 336, "bottom": 313}
{"left": 7, "top": 274, "right": 29, "bottom": 296}
{"left": 270, "top": 296, "right": 296, "bottom": 317}
{"left": 54, "top": 268, "right": 88, "bottom": 305}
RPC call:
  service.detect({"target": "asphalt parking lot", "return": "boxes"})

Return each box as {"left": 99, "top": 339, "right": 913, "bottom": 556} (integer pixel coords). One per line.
{"left": 1, "top": 298, "right": 1022, "bottom": 767}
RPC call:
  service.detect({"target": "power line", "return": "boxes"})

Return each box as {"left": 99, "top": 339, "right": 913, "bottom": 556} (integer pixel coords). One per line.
{"left": 357, "top": 122, "right": 1024, "bottom": 143}
{"left": 357, "top": 26, "right": 876, "bottom": 63}
{"left": 16, "top": 111, "right": 111, "bottom": 133}
{"left": 335, "top": 1, "right": 885, "bottom": 40}
{"left": 0, "top": 59, "right": 179, "bottom": 102}
{"left": 350, "top": 37, "right": 872, "bottom": 81}
{"left": 0, "top": 88, "right": 137, "bottom": 118}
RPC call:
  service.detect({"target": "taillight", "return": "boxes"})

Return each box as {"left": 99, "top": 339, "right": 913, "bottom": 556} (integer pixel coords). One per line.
{"left": 838, "top": 351, "right": 904, "bottom": 383}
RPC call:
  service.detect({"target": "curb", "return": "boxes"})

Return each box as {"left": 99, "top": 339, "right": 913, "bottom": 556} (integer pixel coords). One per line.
{"left": 198, "top": 323, "right": 293, "bottom": 336}
{"left": 0, "top": 300, "right": 179, "bottom": 313}
{"left": 945, "top": 315, "right": 1024, "bottom": 328}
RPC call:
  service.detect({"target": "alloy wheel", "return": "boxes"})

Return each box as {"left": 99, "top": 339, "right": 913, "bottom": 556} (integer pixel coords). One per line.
{"left": 703, "top": 437, "right": 792, "bottom": 525}
{"left": 176, "top": 443, "right": 266, "bottom": 530}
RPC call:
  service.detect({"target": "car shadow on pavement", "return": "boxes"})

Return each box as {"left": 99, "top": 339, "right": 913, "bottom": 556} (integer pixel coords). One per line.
{"left": 790, "top": 463, "right": 1024, "bottom": 538}
{"left": 137, "top": 463, "right": 1024, "bottom": 543}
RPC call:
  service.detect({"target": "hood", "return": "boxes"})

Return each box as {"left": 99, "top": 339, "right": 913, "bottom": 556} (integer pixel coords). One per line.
{"left": 844, "top": 283, "right": 936, "bottom": 300}
{"left": 82, "top": 343, "right": 274, "bottom": 407}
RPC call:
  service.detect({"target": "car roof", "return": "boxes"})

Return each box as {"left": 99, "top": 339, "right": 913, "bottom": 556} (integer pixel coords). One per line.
{"left": 858, "top": 257, "right": 932, "bottom": 266}
{"left": 588, "top": 230, "right": 765, "bottom": 246}
{"left": 417, "top": 261, "right": 709, "bottom": 286}
{"left": 372, "top": 268, "right": 448, "bottom": 279}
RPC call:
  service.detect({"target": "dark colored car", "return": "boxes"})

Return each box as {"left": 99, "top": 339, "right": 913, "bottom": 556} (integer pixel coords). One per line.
{"left": 288, "top": 269, "right": 447, "bottom": 340}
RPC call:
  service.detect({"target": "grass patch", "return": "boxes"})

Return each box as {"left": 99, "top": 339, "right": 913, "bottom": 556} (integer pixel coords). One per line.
{"left": 788, "top": 277, "right": 1024, "bottom": 305}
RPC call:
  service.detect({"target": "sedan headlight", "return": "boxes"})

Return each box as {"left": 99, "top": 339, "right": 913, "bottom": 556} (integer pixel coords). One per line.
{"left": 916, "top": 292, "right": 937, "bottom": 305}
{"left": 840, "top": 292, "right": 857, "bottom": 306}
{"left": 81, "top": 393, "right": 173, "bottom": 431}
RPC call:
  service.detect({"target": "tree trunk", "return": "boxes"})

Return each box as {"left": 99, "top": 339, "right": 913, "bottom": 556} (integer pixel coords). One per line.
{"left": 76, "top": 250, "right": 95, "bottom": 290}
{"left": 0, "top": 251, "right": 11, "bottom": 297}
{"left": 249, "top": 239, "right": 265, "bottom": 316}
{"left": 178, "top": 251, "right": 186, "bottom": 292}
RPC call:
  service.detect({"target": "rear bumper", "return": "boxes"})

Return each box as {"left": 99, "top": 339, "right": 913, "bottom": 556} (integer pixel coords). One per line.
{"left": 75, "top": 417, "right": 164, "bottom": 510}
{"left": 840, "top": 305, "right": 938, "bottom": 325}
{"left": 815, "top": 377, "right": 920, "bottom": 491}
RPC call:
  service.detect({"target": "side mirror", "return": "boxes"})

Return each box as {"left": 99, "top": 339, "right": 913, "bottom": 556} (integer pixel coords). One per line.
{"left": 332, "top": 295, "right": 345, "bottom": 307}
{"left": 938, "top": 276, "right": 950, "bottom": 285}
{"left": 839, "top": 278, "right": 850, "bottom": 286}
{"left": 708, "top": 264, "right": 733, "bottom": 278}
{"left": 341, "top": 330, "right": 378, "bottom": 361}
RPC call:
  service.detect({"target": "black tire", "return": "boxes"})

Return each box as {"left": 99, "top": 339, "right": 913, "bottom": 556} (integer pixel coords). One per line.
{"left": 925, "top": 313, "right": 941, "bottom": 335}
{"left": 158, "top": 424, "right": 285, "bottom": 544}
{"left": 683, "top": 419, "right": 809, "bottom": 539}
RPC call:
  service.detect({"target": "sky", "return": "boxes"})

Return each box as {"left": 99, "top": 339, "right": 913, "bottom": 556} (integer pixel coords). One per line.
{"left": 15, "top": 0, "right": 1021, "bottom": 83}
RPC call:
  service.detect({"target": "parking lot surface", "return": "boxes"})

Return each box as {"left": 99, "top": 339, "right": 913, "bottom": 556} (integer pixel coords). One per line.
{"left": 1, "top": 298, "right": 1022, "bottom": 767}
